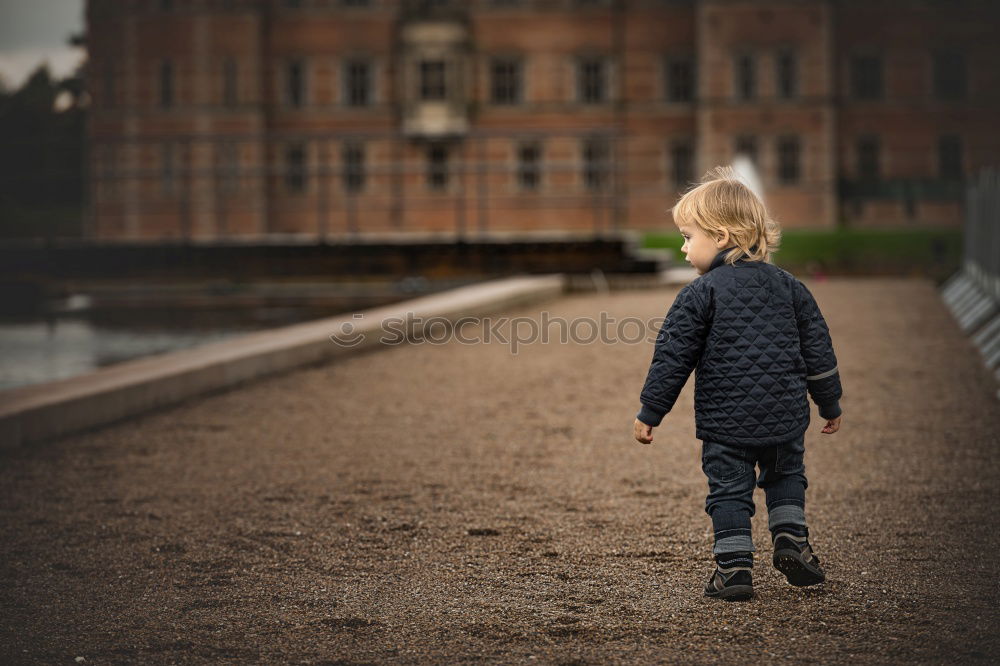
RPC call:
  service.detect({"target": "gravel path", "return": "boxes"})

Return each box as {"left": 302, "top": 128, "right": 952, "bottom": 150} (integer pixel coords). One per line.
{"left": 2, "top": 278, "right": 999, "bottom": 665}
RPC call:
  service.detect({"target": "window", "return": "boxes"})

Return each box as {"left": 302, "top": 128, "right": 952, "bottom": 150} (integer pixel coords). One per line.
{"left": 578, "top": 57, "right": 607, "bottom": 104}
{"left": 285, "top": 143, "right": 307, "bottom": 193}
{"left": 938, "top": 135, "right": 963, "bottom": 179}
{"left": 582, "top": 137, "right": 610, "bottom": 191}
{"left": 734, "top": 134, "right": 758, "bottom": 164}
{"left": 420, "top": 60, "right": 447, "bottom": 101}
{"left": 159, "top": 60, "right": 173, "bottom": 108}
{"left": 665, "top": 56, "right": 694, "bottom": 102}
{"left": 734, "top": 53, "right": 755, "bottom": 100}
{"left": 344, "top": 59, "right": 372, "bottom": 107}
{"left": 103, "top": 63, "right": 116, "bottom": 107}
{"left": 100, "top": 144, "right": 118, "bottom": 197}
{"left": 851, "top": 55, "right": 882, "bottom": 100}
{"left": 343, "top": 143, "right": 365, "bottom": 192}
{"left": 341, "top": 0, "right": 371, "bottom": 6}
{"left": 777, "top": 135, "right": 801, "bottom": 184}
{"left": 669, "top": 140, "right": 693, "bottom": 189}
{"left": 218, "top": 142, "right": 239, "bottom": 193}
{"left": 287, "top": 60, "right": 306, "bottom": 107}
{"left": 933, "top": 51, "right": 966, "bottom": 100}
{"left": 856, "top": 135, "right": 880, "bottom": 180}
{"left": 427, "top": 144, "right": 449, "bottom": 190}
{"left": 161, "top": 142, "right": 176, "bottom": 194}
{"left": 776, "top": 50, "right": 797, "bottom": 99}
{"left": 517, "top": 141, "right": 541, "bottom": 190}
{"left": 491, "top": 58, "right": 522, "bottom": 105}
{"left": 223, "top": 58, "right": 238, "bottom": 107}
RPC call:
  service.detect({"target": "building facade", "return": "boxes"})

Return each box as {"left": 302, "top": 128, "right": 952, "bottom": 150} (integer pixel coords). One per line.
{"left": 85, "top": 0, "right": 1000, "bottom": 241}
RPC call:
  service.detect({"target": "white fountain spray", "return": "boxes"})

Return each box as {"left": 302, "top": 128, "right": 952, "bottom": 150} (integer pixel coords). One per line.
{"left": 731, "top": 154, "right": 765, "bottom": 204}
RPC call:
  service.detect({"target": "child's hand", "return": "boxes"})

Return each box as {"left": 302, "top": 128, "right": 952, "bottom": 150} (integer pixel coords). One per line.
{"left": 634, "top": 418, "right": 654, "bottom": 445}
{"left": 821, "top": 415, "right": 842, "bottom": 434}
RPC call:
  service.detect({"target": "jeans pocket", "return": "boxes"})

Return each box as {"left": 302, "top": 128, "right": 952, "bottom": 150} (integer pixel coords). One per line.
{"left": 702, "top": 442, "right": 746, "bottom": 484}
{"left": 775, "top": 436, "right": 805, "bottom": 474}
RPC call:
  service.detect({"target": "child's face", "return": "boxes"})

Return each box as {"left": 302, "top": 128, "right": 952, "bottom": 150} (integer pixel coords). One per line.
{"left": 678, "top": 220, "right": 727, "bottom": 275}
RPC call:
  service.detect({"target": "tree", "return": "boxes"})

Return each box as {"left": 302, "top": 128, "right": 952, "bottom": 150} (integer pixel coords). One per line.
{"left": 0, "top": 60, "right": 86, "bottom": 239}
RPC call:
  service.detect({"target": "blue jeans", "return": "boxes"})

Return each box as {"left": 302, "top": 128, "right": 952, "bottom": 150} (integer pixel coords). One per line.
{"left": 701, "top": 434, "right": 809, "bottom": 555}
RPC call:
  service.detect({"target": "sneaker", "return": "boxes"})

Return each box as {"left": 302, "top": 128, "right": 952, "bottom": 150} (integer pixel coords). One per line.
{"left": 772, "top": 532, "right": 826, "bottom": 587}
{"left": 703, "top": 566, "right": 754, "bottom": 601}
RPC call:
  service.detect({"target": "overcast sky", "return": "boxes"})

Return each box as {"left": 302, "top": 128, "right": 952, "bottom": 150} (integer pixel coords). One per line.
{"left": 0, "top": 0, "right": 85, "bottom": 89}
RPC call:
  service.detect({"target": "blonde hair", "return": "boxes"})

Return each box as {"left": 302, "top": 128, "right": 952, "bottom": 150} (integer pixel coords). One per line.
{"left": 670, "top": 165, "right": 781, "bottom": 265}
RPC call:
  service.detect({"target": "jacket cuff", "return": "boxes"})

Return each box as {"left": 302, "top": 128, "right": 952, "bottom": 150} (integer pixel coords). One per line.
{"left": 636, "top": 404, "right": 667, "bottom": 427}
{"left": 818, "top": 400, "right": 842, "bottom": 420}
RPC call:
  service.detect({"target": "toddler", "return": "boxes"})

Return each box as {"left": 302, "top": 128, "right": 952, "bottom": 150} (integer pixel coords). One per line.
{"left": 633, "top": 166, "right": 843, "bottom": 601}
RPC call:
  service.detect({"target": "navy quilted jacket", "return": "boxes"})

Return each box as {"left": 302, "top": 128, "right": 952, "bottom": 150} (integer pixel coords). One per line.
{"left": 636, "top": 248, "right": 842, "bottom": 446}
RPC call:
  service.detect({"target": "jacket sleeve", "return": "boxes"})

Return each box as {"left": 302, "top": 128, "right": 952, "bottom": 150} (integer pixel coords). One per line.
{"left": 793, "top": 279, "right": 843, "bottom": 419}
{"left": 636, "top": 283, "right": 710, "bottom": 427}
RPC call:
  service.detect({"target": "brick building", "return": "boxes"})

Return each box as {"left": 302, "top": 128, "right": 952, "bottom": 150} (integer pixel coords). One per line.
{"left": 85, "top": 0, "right": 1000, "bottom": 241}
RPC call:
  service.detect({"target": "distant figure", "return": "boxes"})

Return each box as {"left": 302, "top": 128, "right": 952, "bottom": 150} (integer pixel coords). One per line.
{"left": 632, "top": 166, "right": 843, "bottom": 601}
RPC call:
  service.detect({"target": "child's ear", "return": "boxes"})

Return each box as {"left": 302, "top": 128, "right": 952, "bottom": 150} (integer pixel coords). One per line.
{"left": 715, "top": 228, "right": 731, "bottom": 248}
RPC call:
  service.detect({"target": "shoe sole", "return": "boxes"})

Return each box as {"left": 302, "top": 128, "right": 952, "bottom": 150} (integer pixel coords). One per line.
{"left": 704, "top": 585, "right": 754, "bottom": 601}
{"left": 773, "top": 549, "right": 825, "bottom": 587}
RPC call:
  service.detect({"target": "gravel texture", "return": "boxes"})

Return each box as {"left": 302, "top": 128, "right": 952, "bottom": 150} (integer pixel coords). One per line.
{"left": 1, "top": 277, "right": 999, "bottom": 664}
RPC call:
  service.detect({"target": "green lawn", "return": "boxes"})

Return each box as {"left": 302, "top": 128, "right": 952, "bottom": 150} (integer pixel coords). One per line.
{"left": 642, "top": 228, "right": 962, "bottom": 282}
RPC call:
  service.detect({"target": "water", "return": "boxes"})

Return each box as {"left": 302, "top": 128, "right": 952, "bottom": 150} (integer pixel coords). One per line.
{"left": 0, "top": 317, "right": 263, "bottom": 391}
{"left": 731, "top": 155, "right": 765, "bottom": 202}
{"left": 0, "top": 301, "right": 397, "bottom": 392}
